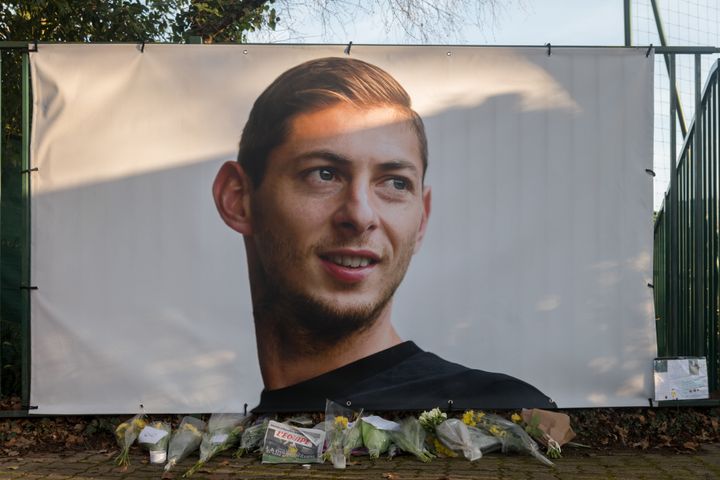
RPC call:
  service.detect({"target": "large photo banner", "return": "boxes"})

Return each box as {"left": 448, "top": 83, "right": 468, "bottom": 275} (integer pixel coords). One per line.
{"left": 29, "top": 44, "right": 655, "bottom": 414}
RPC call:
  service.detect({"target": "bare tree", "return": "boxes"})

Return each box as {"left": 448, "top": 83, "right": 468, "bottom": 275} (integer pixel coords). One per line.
{"left": 252, "top": 0, "right": 525, "bottom": 44}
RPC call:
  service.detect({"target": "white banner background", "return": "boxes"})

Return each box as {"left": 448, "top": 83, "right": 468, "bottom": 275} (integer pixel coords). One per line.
{"left": 29, "top": 45, "right": 655, "bottom": 413}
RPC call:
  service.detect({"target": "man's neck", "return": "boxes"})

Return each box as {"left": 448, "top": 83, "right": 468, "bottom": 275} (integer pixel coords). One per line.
{"left": 254, "top": 305, "right": 402, "bottom": 391}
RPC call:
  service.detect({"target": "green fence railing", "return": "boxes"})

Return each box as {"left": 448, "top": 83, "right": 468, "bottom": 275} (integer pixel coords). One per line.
{"left": 654, "top": 57, "right": 720, "bottom": 393}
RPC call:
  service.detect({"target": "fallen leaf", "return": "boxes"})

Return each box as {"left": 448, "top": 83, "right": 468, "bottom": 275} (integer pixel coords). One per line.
{"left": 631, "top": 440, "right": 650, "bottom": 450}
{"left": 683, "top": 442, "right": 699, "bottom": 451}
{"left": 383, "top": 473, "right": 400, "bottom": 480}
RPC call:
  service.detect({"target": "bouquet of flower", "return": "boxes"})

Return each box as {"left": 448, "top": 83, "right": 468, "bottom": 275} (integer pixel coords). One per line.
{"left": 323, "top": 399, "right": 363, "bottom": 469}
{"left": 360, "top": 416, "right": 395, "bottom": 458}
{"left": 389, "top": 417, "right": 435, "bottom": 463}
{"left": 418, "top": 408, "right": 457, "bottom": 458}
{"left": 164, "top": 416, "right": 207, "bottom": 473}
{"left": 235, "top": 417, "right": 270, "bottom": 457}
{"left": 435, "top": 419, "right": 482, "bottom": 461}
{"left": 138, "top": 421, "right": 172, "bottom": 464}
{"left": 183, "top": 413, "right": 248, "bottom": 477}
{"left": 419, "top": 408, "right": 447, "bottom": 434}
{"left": 521, "top": 409, "right": 576, "bottom": 460}
{"left": 463, "top": 410, "right": 553, "bottom": 466}
{"left": 114, "top": 413, "right": 146, "bottom": 468}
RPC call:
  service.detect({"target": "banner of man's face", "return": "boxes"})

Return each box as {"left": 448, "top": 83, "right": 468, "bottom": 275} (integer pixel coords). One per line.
{"left": 29, "top": 45, "right": 654, "bottom": 414}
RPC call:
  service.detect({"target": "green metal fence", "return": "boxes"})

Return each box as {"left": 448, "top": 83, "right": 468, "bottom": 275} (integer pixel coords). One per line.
{"left": 654, "top": 57, "right": 720, "bottom": 393}
{"left": 0, "top": 42, "right": 32, "bottom": 408}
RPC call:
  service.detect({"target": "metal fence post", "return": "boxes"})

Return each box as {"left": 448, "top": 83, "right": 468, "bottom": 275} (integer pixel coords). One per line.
{"left": 20, "top": 50, "right": 30, "bottom": 407}
{"left": 669, "top": 52, "right": 679, "bottom": 355}
{"left": 694, "top": 54, "right": 705, "bottom": 357}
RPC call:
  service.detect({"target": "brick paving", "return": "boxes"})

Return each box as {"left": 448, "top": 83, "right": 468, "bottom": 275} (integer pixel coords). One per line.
{"left": 1, "top": 444, "right": 720, "bottom": 480}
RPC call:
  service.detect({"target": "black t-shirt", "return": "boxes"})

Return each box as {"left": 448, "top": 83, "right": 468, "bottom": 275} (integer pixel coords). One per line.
{"left": 253, "top": 341, "right": 556, "bottom": 413}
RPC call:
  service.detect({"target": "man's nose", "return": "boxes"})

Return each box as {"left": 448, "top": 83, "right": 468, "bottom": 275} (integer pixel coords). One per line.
{"left": 333, "top": 182, "right": 378, "bottom": 234}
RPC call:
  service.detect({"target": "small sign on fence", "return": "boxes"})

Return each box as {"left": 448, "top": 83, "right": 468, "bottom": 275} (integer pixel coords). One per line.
{"left": 653, "top": 357, "right": 709, "bottom": 401}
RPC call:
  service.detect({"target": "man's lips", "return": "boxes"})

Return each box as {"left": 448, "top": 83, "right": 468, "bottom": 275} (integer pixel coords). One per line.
{"left": 319, "top": 249, "right": 380, "bottom": 283}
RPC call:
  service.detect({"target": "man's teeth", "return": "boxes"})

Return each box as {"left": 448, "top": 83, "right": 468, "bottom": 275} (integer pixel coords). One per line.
{"left": 331, "top": 255, "right": 371, "bottom": 268}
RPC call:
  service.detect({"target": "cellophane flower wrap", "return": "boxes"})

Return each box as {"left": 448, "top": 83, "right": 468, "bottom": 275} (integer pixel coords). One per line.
{"left": 138, "top": 421, "right": 172, "bottom": 464}
{"left": 114, "top": 413, "right": 146, "bottom": 468}
{"left": 164, "top": 416, "right": 207, "bottom": 473}
{"left": 435, "top": 418, "right": 482, "bottom": 461}
{"left": 235, "top": 417, "right": 270, "bottom": 457}
{"left": 389, "top": 417, "right": 435, "bottom": 463}
{"left": 183, "top": 413, "right": 248, "bottom": 477}
{"left": 463, "top": 410, "right": 553, "bottom": 466}
{"left": 360, "top": 416, "right": 395, "bottom": 458}
{"left": 419, "top": 408, "right": 456, "bottom": 457}
{"left": 323, "top": 399, "right": 363, "bottom": 469}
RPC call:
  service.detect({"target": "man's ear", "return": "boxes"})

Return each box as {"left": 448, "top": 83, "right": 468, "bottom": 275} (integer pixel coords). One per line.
{"left": 413, "top": 186, "right": 432, "bottom": 253}
{"left": 212, "top": 161, "right": 254, "bottom": 235}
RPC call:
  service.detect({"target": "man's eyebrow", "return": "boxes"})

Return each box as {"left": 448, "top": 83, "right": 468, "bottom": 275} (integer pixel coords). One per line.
{"left": 293, "top": 150, "right": 352, "bottom": 166}
{"left": 293, "top": 151, "right": 420, "bottom": 176}
{"left": 377, "top": 160, "right": 419, "bottom": 175}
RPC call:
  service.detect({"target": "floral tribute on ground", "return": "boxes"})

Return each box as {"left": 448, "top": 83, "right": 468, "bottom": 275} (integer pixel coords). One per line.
{"left": 105, "top": 403, "right": 576, "bottom": 476}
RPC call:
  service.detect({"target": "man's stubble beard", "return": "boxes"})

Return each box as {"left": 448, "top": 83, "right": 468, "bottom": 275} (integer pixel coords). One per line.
{"left": 251, "top": 226, "right": 415, "bottom": 357}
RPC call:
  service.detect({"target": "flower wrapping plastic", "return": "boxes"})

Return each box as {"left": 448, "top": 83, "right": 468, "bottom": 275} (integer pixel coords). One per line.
{"left": 465, "top": 411, "right": 554, "bottom": 467}
{"left": 360, "top": 417, "right": 394, "bottom": 458}
{"left": 323, "top": 399, "right": 363, "bottom": 468}
{"left": 389, "top": 417, "right": 435, "bottom": 463}
{"left": 164, "top": 416, "right": 207, "bottom": 473}
{"left": 436, "top": 419, "right": 482, "bottom": 461}
{"left": 183, "top": 413, "right": 248, "bottom": 477}
{"left": 138, "top": 421, "right": 171, "bottom": 464}
{"left": 114, "top": 413, "right": 146, "bottom": 468}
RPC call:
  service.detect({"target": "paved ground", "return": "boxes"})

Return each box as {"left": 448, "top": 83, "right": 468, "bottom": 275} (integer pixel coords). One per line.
{"left": 1, "top": 444, "right": 720, "bottom": 480}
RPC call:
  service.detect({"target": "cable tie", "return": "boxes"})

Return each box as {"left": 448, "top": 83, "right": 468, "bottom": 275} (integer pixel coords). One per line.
{"left": 21, "top": 168, "right": 39, "bottom": 174}
{"left": 344, "top": 41, "right": 353, "bottom": 55}
{"left": 646, "top": 44, "right": 653, "bottom": 57}
{"left": 140, "top": 40, "right": 146, "bottom": 53}
{"left": 645, "top": 168, "right": 656, "bottom": 177}
{"left": 546, "top": 43, "right": 551, "bottom": 56}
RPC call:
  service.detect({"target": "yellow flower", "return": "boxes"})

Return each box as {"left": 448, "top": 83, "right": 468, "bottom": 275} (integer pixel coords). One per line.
{"left": 462, "top": 410, "right": 476, "bottom": 427}
{"left": 335, "top": 416, "right": 349, "bottom": 429}
{"left": 489, "top": 425, "right": 506, "bottom": 437}
{"left": 433, "top": 438, "right": 458, "bottom": 458}
{"left": 511, "top": 413, "right": 522, "bottom": 424}
{"left": 183, "top": 423, "right": 201, "bottom": 435}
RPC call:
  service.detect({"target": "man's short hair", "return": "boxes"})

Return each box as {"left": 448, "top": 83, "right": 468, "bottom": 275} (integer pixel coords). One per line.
{"left": 238, "top": 57, "right": 428, "bottom": 186}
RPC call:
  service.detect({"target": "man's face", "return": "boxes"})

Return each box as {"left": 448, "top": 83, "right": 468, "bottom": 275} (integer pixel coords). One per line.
{"left": 247, "top": 102, "right": 430, "bottom": 328}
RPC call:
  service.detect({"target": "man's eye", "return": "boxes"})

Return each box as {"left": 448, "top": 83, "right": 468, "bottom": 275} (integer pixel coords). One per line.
{"left": 391, "top": 178, "right": 408, "bottom": 190}
{"left": 316, "top": 168, "right": 335, "bottom": 181}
